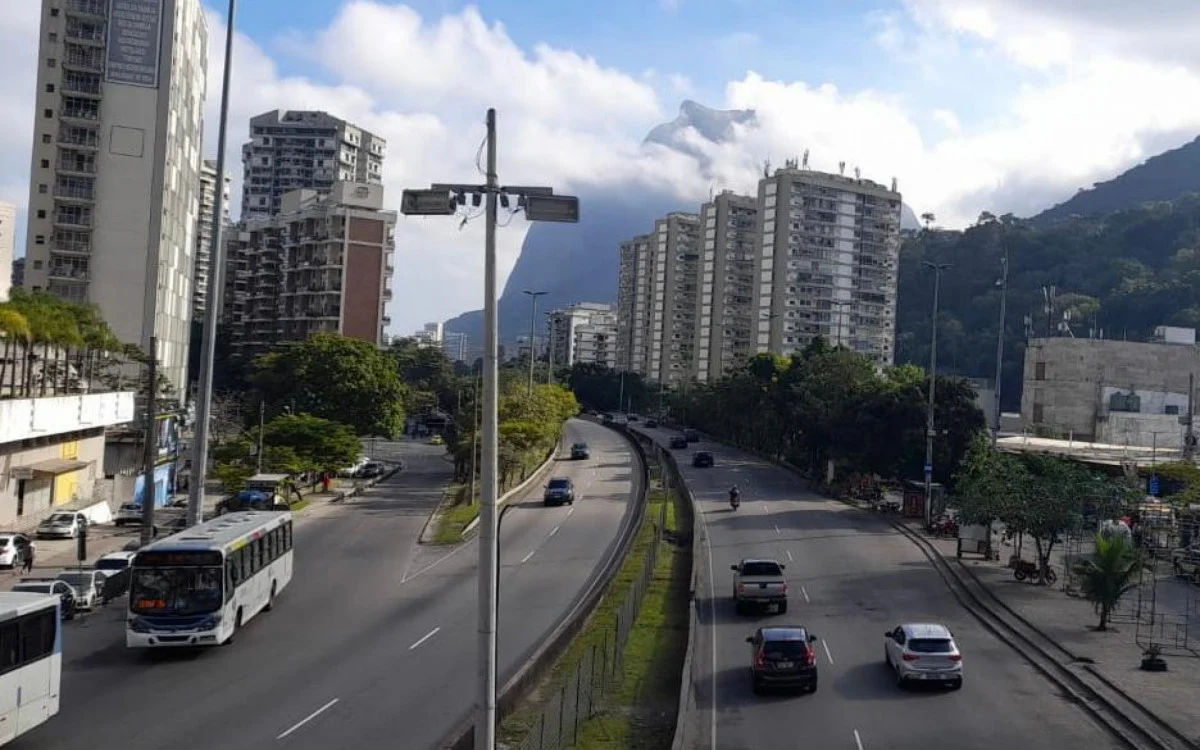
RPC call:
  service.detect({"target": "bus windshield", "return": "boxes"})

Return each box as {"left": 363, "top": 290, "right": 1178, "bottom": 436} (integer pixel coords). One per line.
{"left": 130, "top": 566, "right": 223, "bottom": 616}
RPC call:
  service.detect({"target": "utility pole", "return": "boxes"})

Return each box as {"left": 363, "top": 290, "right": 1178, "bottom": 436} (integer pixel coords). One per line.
{"left": 139, "top": 337, "right": 159, "bottom": 547}
{"left": 399, "top": 110, "right": 580, "bottom": 750}
{"left": 617, "top": 371, "right": 625, "bottom": 416}
{"left": 923, "top": 261, "right": 951, "bottom": 528}
{"left": 1185, "top": 373, "right": 1197, "bottom": 461}
{"left": 991, "top": 239, "right": 1009, "bottom": 448}
{"left": 187, "top": 0, "right": 237, "bottom": 528}
{"left": 546, "top": 311, "right": 555, "bottom": 386}
{"left": 255, "top": 400, "right": 266, "bottom": 474}
{"left": 523, "top": 290, "right": 546, "bottom": 399}
{"left": 468, "top": 371, "right": 480, "bottom": 504}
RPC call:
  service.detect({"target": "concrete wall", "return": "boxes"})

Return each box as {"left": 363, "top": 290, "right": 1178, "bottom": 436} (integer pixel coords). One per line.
{"left": 0, "top": 391, "right": 136, "bottom": 444}
{"left": 0, "top": 432, "right": 105, "bottom": 528}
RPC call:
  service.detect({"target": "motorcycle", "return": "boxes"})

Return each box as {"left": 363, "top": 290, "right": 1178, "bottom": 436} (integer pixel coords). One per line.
{"left": 730, "top": 493, "right": 741, "bottom": 511}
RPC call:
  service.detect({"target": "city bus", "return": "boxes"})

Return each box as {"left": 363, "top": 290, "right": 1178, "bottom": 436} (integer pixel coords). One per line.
{"left": 0, "top": 592, "right": 62, "bottom": 745}
{"left": 126, "top": 511, "right": 294, "bottom": 648}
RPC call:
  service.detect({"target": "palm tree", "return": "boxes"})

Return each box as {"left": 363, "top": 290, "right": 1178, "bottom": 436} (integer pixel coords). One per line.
{"left": 4, "top": 289, "right": 122, "bottom": 399}
{"left": 1073, "top": 532, "right": 1144, "bottom": 631}
{"left": 0, "top": 303, "right": 31, "bottom": 397}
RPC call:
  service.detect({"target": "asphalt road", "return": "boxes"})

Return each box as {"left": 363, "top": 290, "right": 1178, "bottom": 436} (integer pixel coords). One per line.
{"left": 630, "top": 424, "right": 1125, "bottom": 750}
{"left": 18, "top": 419, "right": 640, "bottom": 750}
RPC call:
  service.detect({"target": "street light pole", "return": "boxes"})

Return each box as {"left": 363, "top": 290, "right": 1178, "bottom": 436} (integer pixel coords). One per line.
{"left": 523, "top": 290, "right": 546, "bottom": 399}
{"left": 187, "top": 0, "right": 237, "bottom": 528}
{"left": 991, "top": 240, "right": 1009, "bottom": 448}
{"left": 923, "top": 261, "right": 951, "bottom": 528}
{"left": 545, "top": 312, "right": 555, "bottom": 386}
{"left": 255, "top": 400, "right": 265, "bottom": 474}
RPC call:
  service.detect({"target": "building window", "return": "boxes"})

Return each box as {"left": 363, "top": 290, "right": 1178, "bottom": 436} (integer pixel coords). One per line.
{"left": 1032, "top": 403, "right": 1044, "bottom": 423}
{"left": 40, "top": 159, "right": 49, "bottom": 168}
{"left": 42, "top": 134, "right": 51, "bottom": 144}
{"left": 35, "top": 236, "right": 45, "bottom": 245}
{"left": 47, "top": 59, "right": 56, "bottom": 68}
{"left": 43, "top": 109, "right": 53, "bottom": 119}
{"left": 37, "top": 210, "right": 46, "bottom": 218}
{"left": 38, "top": 184, "right": 47, "bottom": 194}
{"left": 50, "top": 7, "right": 59, "bottom": 16}
{"left": 48, "top": 32, "right": 57, "bottom": 43}
{"left": 45, "top": 84, "right": 55, "bottom": 93}
{"left": 1035, "top": 362, "right": 1046, "bottom": 381}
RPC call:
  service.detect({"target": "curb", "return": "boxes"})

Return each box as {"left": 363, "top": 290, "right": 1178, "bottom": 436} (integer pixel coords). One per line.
{"left": 459, "top": 442, "right": 559, "bottom": 540}
{"left": 416, "top": 485, "right": 456, "bottom": 546}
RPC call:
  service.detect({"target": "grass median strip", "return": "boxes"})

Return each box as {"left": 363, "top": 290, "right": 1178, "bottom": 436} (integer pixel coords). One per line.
{"left": 430, "top": 452, "right": 552, "bottom": 544}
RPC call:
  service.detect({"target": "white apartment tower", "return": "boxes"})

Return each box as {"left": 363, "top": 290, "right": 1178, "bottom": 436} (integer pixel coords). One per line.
{"left": 193, "top": 158, "right": 230, "bottom": 321}
{"left": 697, "top": 191, "right": 758, "bottom": 382}
{"left": 548, "top": 303, "right": 618, "bottom": 369}
{"left": 754, "top": 165, "right": 902, "bottom": 365}
{"left": 241, "top": 110, "right": 386, "bottom": 219}
{"left": 22, "top": 0, "right": 208, "bottom": 399}
{"left": 648, "top": 213, "right": 702, "bottom": 385}
{"left": 616, "top": 234, "right": 653, "bottom": 376}
{"left": 0, "top": 201, "right": 14, "bottom": 302}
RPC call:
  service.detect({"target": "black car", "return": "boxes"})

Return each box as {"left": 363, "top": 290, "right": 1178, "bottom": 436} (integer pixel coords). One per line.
{"left": 644, "top": 419, "right": 658, "bottom": 428}
{"left": 543, "top": 477, "right": 575, "bottom": 506}
{"left": 683, "top": 429, "right": 700, "bottom": 443}
{"left": 747, "top": 626, "right": 819, "bottom": 694}
{"left": 570, "top": 442, "right": 591, "bottom": 460}
{"left": 693, "top": 451, "right": 714, "bottom": 468}
{"left": 669, "top": 436, "right": 688, "bottom": 450}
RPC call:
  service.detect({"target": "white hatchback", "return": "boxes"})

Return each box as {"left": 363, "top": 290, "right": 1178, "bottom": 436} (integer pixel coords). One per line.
{"left": 883, "top": 623, "right": 963, "bottom": 689}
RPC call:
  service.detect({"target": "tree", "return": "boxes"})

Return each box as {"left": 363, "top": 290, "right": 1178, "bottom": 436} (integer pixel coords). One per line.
{"left": 250, "top": 333, "right": 407, "bottom": 437}
{"left": 2, "top": 290, "right": 123, "bottom": 399}
{"left": 261, "top": 413, "right": 362, "bottom": 475}
{"left": 1073, "top": 532, "right": 1144, "bottom": 630}
{"left": 565, "top": 362, "right": 653, "bottom": 413}
{"left": 389, "top": 337, "right": 457, "bottom": 412}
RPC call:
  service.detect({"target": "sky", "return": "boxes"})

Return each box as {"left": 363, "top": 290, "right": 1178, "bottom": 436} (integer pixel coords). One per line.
{"left": 4, "top": 0, "right": 1200, "bottom": 335}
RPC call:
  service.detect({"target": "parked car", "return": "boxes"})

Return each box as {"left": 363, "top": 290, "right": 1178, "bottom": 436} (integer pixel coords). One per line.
{"left": 94, "top": 551, "right": 136, "bottom": 599}
{"left": 747, "top": 626, "right": 820, "bottom": 694}
{"left": 36, "top": 511, "right": 89, "bottom": 539}
{"left": 570, "top": 442, "right": 591, "bottom": 460}
{"left": 692, "top": 451, "right": 714, "bottom": 468}
{"left": 0, "top": 533, "right": 32, "bottom": 569}
{"left": 356, "top": 461, "right": 387, "bottom": 479}
{"left": 12, "top": 579, "right": 76, "bottom": 620}
{"left": 669, "top": 436, "right": 688, "bottom": 449}
{"left": 55, "top": 570, "right": 108, "bottom": 610}
{"left": 644, "top": 419, "right": 658, "bottom": 428}
{"left": 627, "top": 414, "right": 639, "bottom": 422}
{"left": 884, "top": 623, "right": 963, "bottom": 689}
{"left": 683, "top": 429, "right": 700, "bottom": 443}
{"left": 543, "top": 477, "right": 576, "bottom": 507}
{"left": 114, "top": 503, "right": 144, "bottom": 526}
{"left": 731, "top": 558, "right": 789, "bottom": 614}
{"left": 430, "top": 434, "right": 444, "bottom": 445}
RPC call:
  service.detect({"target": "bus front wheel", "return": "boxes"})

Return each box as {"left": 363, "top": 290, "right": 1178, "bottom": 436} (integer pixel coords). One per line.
{"left": 265, "top": 582, "right": 276, "bottom": 612}
{"left": 225, "top": 608, "right": 243, "bottom": 645}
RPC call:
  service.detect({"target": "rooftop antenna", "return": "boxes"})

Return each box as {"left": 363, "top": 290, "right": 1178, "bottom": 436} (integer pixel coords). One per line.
{"left": 891, "top": 177, "right": 898, "bottom": 192}
{"left": 838, "top": 161, "right": 846, "bottom": 176}
{"left": 802, "top": 149, "right": 810, "bottom": 169}
{"left": 854, "top": 166, "right": 861, "bottom": 181}
{"left": 762, "top": 157, "right": 771, "bottom": 178}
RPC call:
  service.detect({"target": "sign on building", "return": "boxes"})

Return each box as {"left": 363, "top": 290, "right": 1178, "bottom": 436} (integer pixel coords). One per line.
{"left": 105, "top": 0, "right": 164, "bottom": 88}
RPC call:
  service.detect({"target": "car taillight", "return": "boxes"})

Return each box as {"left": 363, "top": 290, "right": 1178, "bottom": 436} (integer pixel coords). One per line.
{"left": 902, "top": 653, "right": 920, "bottom": 661}
{"left": 948, "top": 654, "right": 962, "bottom": 662}
{"left": 804, "top": 647, "right": 816, "bottom": 667}
{"left": 737, "top": 583, "right": 745, "bottom": 593}
{"left": 754, "top": 650, "right": 766, "bottom": 669}
{"left": 781, "top": 583, "right": 788, "bottom": 594}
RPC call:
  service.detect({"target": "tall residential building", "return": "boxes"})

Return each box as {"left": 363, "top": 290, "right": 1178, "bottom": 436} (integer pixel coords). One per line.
{"left": 754, "top": 165, "right": 901, "bottom": 365}
{"left": 241, "top": 110, "right": 387, "bottom": 219}
{"left": 648, "top": 213, "right": 702, "bottom": 385}
{"left": 697, "top": 191, "right": 758, "bottom": 382}
{"left": 193, "top": 159, "right": 231, "bottom": 320}
{"left": 442, "top": 331, "right": 468, "bottom": 363}
{"left": 11, "top": 258, "right": 25, "bottom": 291}
{"left": 22, "top": 0, "right": 208, "bottom": 398}
{"left": 616, "top": 234, "right": 653, "bottom": 375}
{"left": 548, "top": 302, "right": 618, "bottom": 369}
{"left": 222, "top": 182, "right": 395, "bottom": 360}
{"left": 0, "top": 201, "right": 14, "bottom": 302}
{"left": 411, "top": 322, "right": 443, "bottom": 347}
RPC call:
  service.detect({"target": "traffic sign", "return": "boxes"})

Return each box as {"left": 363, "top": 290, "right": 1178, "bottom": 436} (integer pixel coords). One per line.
{"left": 1149, "top": 474, "right": 1160, "bottom": 497}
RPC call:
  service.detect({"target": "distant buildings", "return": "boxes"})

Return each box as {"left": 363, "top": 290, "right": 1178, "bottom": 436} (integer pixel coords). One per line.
{"left": 0, "top": 201, "right": 13, "bottom": 302}
{"left": 194, "top": 159, "right": 231, "bottom": 321}
{"left": 410, "top": 322, "right": 443, "bottom": 347}
{"left": 614, "top": 164, "right": 903, "bottom": 382}
{"left": 548, "top": 303, "right": 618, "bottom": 368}
{"left": 21, "top": 0, "right": 209, "bottom": 399}
{"left": 442, "top": 331, "right": 468, "bottom": 363}
{"left": 10, "top": 258, "right": 24, "bottom": 292}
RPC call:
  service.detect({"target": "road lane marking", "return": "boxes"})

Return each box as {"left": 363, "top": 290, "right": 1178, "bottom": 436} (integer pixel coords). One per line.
{"left": 822, "top": 639, "right": 835, "bottom": 665}
{"left": 800, "top": 585, "right": 810, "bottom": 603}
{"left": 567, "top": 507, "right": 575, "bottom": 517}
{"left": 854, "top": 729, "right": 865, "bottom": 750}
{"left": 773, "top": 524, "right": 780, "bottom": 535}
{"left": 549, "top": 525, "right": 560, "bottom": 538}
{"left": 409, "top": 627, "right": 440, "bottom": 651}
{"left": 521, "top": 550, "right": 535, "bottom": 564}
{"left": 786, "top": 550, "right": 793, "bottom": 562}
{"left": 276, "top": 698, "right": 340, "bottom": 740}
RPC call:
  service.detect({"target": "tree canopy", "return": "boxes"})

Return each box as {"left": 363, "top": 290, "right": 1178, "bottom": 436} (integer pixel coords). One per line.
{"left": 565, "top": 362, "right": 655, "bottom": 413}
{"left": 388, "top": 337, "right": 458, "bottom": 414}
{"left": 212, "top": 412, "right": 361, "bottom": 477}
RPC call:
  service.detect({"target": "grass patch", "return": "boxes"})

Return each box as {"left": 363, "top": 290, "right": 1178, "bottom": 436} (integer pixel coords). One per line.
{"left": 497, "top": 484, "right": 692, "bottom": 750}
{"left": 288, "top": 498, "right": 311, "bottom": 513}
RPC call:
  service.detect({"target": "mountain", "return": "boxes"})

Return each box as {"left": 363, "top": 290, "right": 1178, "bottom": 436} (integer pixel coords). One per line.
{"left": 443, "top": 99, "right": 922, "bottom": 351}
{"left": 1033, "top": 136, "right": 1200, "bottom": 225}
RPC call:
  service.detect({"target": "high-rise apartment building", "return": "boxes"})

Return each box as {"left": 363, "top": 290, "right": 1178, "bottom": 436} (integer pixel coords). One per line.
{"left": 0, "top": 201, "right": 14, "bottom": 302}
{"left": 193, "top": 158, "right": 231, "bottom": 320}
{"left": 616, "top": 234, "right": 653, "bottom": 376}
{"left": 754, "top": 165, "right": 901, "bottom": 365}
{"left": 442, "top": 331, "right": 468, "bottom": 363}
{"left": 241, "top": 110, "right": 386, "bottom": 219}
{"left": 410, "top": 322, "right": 443, "bottom": 347}
{"left": 697, "top": 191, "right": 757, "bottom": 382}
{"left": 549, "top": 302, "right": 618, "bottom": 369}
{"left": 22, "top": 0, "right": 208, "bottom": 398}
{"left": 222, "top": 182, "right": 395, "bottom": 360}
{"left": 647, "top": 213, "right": 701, "bottom": 385}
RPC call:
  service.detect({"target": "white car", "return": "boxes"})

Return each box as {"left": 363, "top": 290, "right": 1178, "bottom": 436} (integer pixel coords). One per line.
{"left": 36, "top": 511, "right": 89, "bottom": 539}
{"left": 0, "top": 533, "right": 32, "bottom": 568}
{"left": 883, "top": 623, "right": 963, "bottom": 689}
{"left": 114, "top": 503, "right": 144, "bottom": 526}
{"left": 55, "top": 570, "right": 108, "bottom": 610}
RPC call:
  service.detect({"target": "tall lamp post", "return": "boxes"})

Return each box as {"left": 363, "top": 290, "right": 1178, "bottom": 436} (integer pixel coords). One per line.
{"left": 399, "top": 111, "right": 580, "bottom": 750}
{"left": 523, "top": 290, "right": 546, "bottom": 399}
{"left": 991, "top": 240, "right": 1009, "bottom": 448}
{"left": 545, "top": 310, "right": 555, "bottom": 386}
{"left": 923, "top": 261, "right": 951, "bottom": 527}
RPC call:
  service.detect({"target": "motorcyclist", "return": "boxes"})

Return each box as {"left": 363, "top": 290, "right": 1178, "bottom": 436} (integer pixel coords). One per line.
{"left": 729, "top": 485, "right": 740, "bottom": 507}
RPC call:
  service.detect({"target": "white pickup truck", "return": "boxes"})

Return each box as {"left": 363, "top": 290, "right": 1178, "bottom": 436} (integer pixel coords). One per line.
{"left": 731, "top": 558, "right": 789, "bottom": 614}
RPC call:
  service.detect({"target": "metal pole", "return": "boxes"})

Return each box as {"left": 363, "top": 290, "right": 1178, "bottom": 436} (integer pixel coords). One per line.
{"left": 187, "top": 0, "right": 237, "bottom": 528}
{"left": 255, "top": 400, "right": 265, "bottom": 474}
{"left": 476, "top": 107, "right": 500, "bottom": 750}
{"left": 991, "top": 241, "right": 1008, "bottom": 448}
{"left": 546, "top": 313, "right": 555, "bottom": 386}
{"left": 1185, "top": 373, "right": 1196, "bottom": 461}
{"left": 617, "top": 371, "right": 624, "bottom": 415}
{"left": 524, "top": 290, "right": 544, "bottom": 399}
{"left": 468, "top": 372, "right": 479, "bottom": 504}
{"left": 923, "top": 262, "right": 949, "bottom": 528}
{"left": 139, "top": 337, "right": 159, "bottom": 547}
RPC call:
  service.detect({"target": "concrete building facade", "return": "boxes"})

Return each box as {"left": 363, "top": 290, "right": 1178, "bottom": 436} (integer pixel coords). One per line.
{"left": 410, "top": 322, "right": 443, "bottom": 347}
{"left": 548, "top": 302, "right": 618, "bottom": 369}
{"left": 0, "top": 201, "right": 14, "bottom": 302}
{"left": 697, "top": 191, "right": 757, "bottom": 382}
{"left": 241, "top": 110, "right": 386, "bottom": 219}
{"left": 616, "top": 234, "right": 653, "bottom": 376}
{"left": 1021, "top": 334, "right": 1200, "bottom": 447}
{"left": 647, "top": 213, "right": 702, "bottom": 385}
{"left": 22, "top": 0, "right": 208, "bottom": 399}
{"left": 222, "top": 182, "right": 395, "bottom": 360}
{"left": 193, "top": 158, "right": 230, "bottom": 321}
{"left": 754, "top": 165, "right": 901, "bottom": 364}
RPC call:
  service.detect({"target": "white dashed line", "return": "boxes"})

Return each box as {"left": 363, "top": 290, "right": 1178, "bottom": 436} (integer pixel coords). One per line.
{"left": 822, "top": 639, "right": 835, "bottom": 665}
{"left": 854, "top": 729, "right": 865, "bottom": 750}
{"left": 800, "top": 585, "right": 810, "bottom": 603}
{"left": 277, "top": 698, "right": 340, "bottom": 740}
{"left": 409, "top": 627, "right": 440, "bottom": 651}
{"left": 761, "top": 504, "right": 768, "bottom": 513}
{"left": 773, "top": 524, "right": 780, "bottom": 535}
{"left": 567, "top": 507, "right": 575, "bottom": 517}
{"left": 548, "top": 525, "right": 560, "bottom": 538}
{"left": 521, "top": 550, "right": 535, "bottom": 564}
{"left": 786, "top": 550, "right": 793, "bottom": 562}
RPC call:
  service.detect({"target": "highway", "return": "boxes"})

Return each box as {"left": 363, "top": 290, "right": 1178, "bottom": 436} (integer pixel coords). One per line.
{"left": 20, "top": 418, "right": 640, "bottom": 750}
{"left": 631, "top": 424, "right": 1125, "bottom": 750}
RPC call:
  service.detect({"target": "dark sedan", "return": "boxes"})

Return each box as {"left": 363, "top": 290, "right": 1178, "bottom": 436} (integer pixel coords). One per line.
{"left": 669, "top": 436, "right": 688, "bottom": 449}
{"left": 747, "top": 626, "right": 819, "bottom": 694}
{"left": 692, "top": 451, "right": 714, "bottom": 468}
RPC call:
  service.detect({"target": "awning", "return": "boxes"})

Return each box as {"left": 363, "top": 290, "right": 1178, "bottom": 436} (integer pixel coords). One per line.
{"left": 27, "top": 458, "right": 90, "bottom": 476}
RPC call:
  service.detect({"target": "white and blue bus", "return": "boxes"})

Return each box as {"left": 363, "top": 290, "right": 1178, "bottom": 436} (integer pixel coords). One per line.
{"left": 0, "top": 592, "right": 62, "bottom": 745}
{"left": 126, "top": 511, "right": 294, "bottom": 648}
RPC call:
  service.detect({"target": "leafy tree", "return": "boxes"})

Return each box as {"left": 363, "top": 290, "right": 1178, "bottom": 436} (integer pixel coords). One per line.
{"left": 250, "top": 333, "right": 407, "bottom": 437}
{"left": 565, "top": 362, "right": 654, "bottom": 413}
{"left": 214, "top": 463, "right": 252, "bottom": 494}
{"left": 389, "top": 337, "right": 458, "bottom": 413}
{"left": 1073, "top": 532, "right": 1144, "bottom": 631}
{"left": 261, "top": 413, "right": 362, "bottom": 475}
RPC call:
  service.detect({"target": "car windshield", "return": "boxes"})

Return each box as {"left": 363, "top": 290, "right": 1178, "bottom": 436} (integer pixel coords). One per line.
{"left": 120, "top": 504, "right": 140, "bottom": 512}
{"left": 57, "top": 573, "right": 93, "bottom": 588}
{"left": 763, "top": 640, "right": 809, "bottom": 659}
{"left": 0, "top": 537, "right": 9, "bottom": 546}
{"left": 46, "top": 514, "right": 74, "bottom": 524}
{"left": 130, "top": 566, "right": 224, "bottom": 616}
{"left": 908, "top": 637, "right": 954, "bottom": 653}
{"left": 13, "top": 584, "right": 52, "bottom": 594}
{"left": 548, "top": 479, "right": 570, "bottom": 490}
{"left": 741, "top": 562, "right": 782, "bottom": 577}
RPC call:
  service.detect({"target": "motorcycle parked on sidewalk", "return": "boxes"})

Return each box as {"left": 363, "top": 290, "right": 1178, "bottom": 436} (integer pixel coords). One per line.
{"left": 1012, "top": 558, "right": 1057, "bottom": 585}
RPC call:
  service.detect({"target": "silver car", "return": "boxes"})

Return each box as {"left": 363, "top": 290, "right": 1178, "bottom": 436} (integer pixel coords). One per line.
{"left": 36, "top": 512, "right": 88, "bottom": 539}
{"left": 884, "top": 622, "right": 963, "bottom": 689}
{"left": 56, "top": 570, "right": 108, "bottom": 610}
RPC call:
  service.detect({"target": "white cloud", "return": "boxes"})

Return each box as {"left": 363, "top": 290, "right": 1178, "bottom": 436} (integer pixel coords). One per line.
{"left": 931, "top": 109, "right": 960, "bottom": 134}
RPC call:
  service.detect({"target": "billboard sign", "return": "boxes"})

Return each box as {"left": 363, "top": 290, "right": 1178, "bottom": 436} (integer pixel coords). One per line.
{"left": 105, "top": 0, "right": 164, "bottom": 88}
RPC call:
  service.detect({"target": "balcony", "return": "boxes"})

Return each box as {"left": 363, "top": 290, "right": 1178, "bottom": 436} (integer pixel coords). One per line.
{"left": 54, "top": 184, "right": 95, "bottom": 203}
{"left": 50, "top": 240, "right": 91, "bottom": 256}
{"left": 66, "top": 0, "right": 106, "bottom": 17}
{"left": 48, "top": 265, "right": 90, "bottom": 282}
{"left": 66, "top": 20, "right": 106, "bottom": 45}
{"left": 53, "top": 211, "right": 92, "bottom": 229}
{"left": 61, "top": 73, "right": 102, "bottom": 97}
{"left": 58, "top": 126, "right": 99, "bottom": 150}
{"left": 56, "top": 155, "right": 97, "bottom": 175}
{"left": 60, "top": 104, "right": 101, "bottom": 124}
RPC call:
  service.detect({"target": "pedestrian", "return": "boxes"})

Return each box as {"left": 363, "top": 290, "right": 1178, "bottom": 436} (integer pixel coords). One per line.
{"left": 21, "top": 542, "right": 35, "bottom": 574}
{"left": 321, "top": 473, "right": 331, "bottom": 493}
